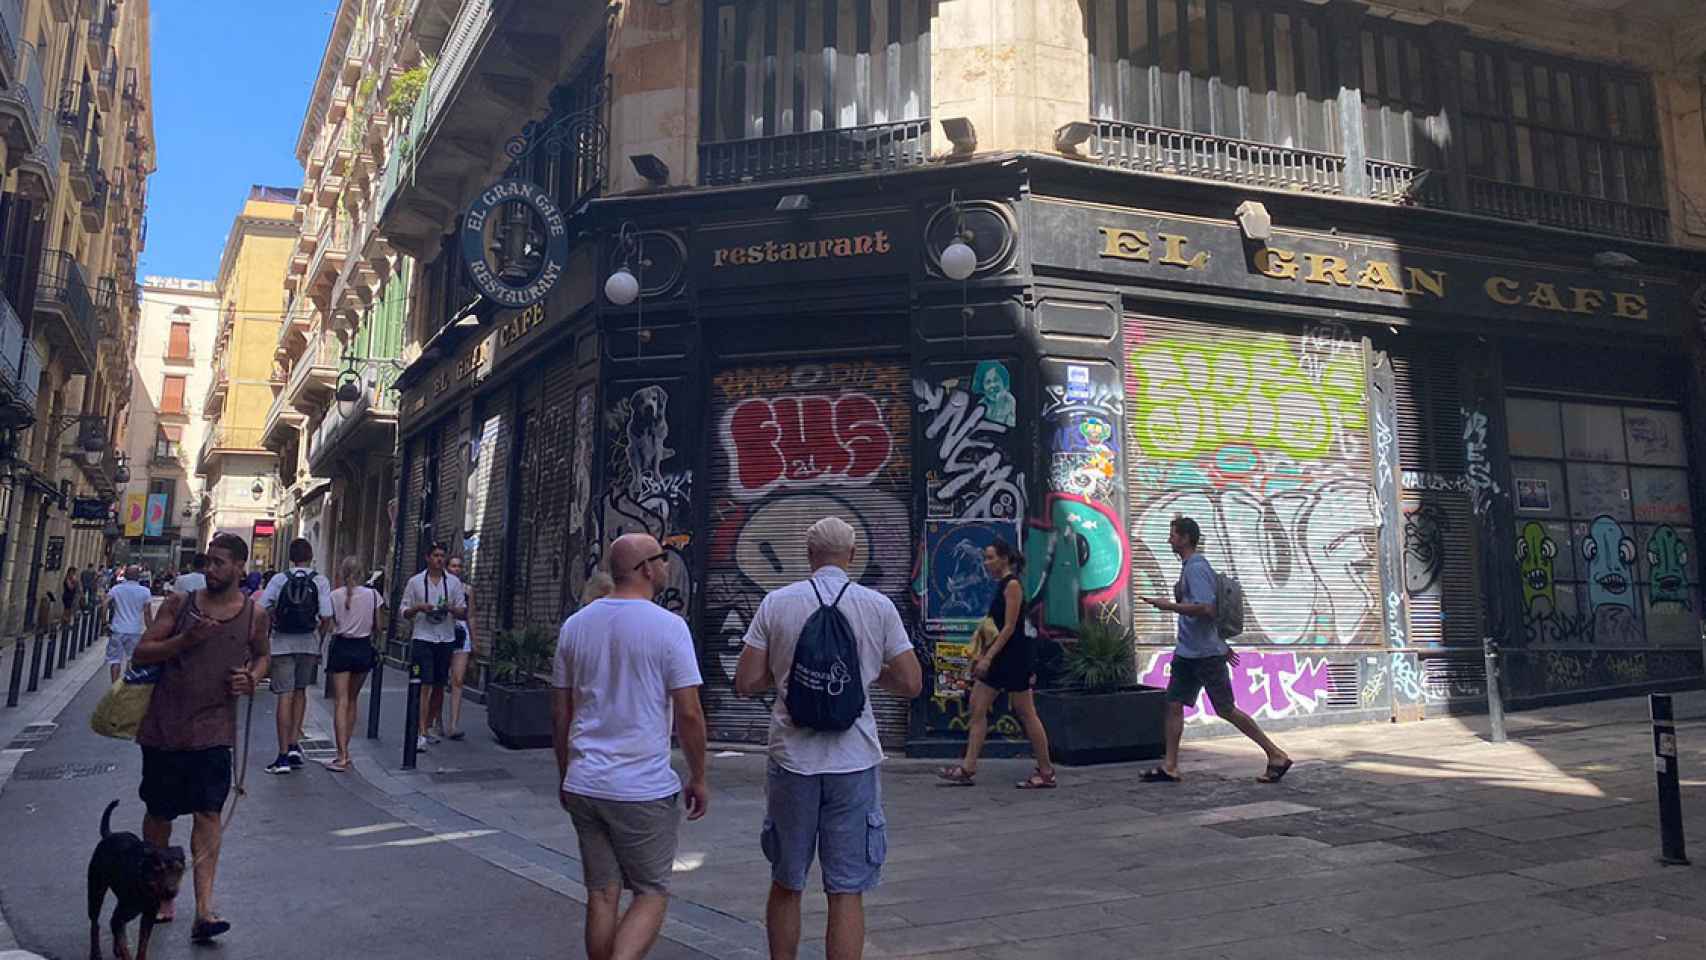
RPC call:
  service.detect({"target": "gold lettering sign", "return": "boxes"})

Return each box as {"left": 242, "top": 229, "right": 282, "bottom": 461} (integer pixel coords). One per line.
{"left": 1097, "top": 227, "right": 1208, "bottom": 270}
{"left": 454, "top": 339, "right": 487, "bottom": 384}
{"left": 711, "top": 231, "right": 893, "bottom": 268}
{"left": 497, "top": 302, "right": 548, "bottom": 349}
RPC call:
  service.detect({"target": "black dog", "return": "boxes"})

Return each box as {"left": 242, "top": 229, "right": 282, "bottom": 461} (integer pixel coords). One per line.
{"left": 87, "top": 800, "right": 185, "bottom": 960}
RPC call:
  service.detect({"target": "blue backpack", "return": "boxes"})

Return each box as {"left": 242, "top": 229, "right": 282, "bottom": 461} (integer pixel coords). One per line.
{"left": 785, "top": 581, "right": 865, "bottom": 732}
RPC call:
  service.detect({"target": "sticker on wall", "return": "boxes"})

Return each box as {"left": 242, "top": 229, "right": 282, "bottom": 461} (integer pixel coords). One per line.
{"left": 1516, "top": 477, "right": 1551, "bottom": 512}
{"left": 971, "top": 360, "right": 1016, "bottom": 428}
{"left": 1064, "top": 364, "right": 1092, "bottom": 402}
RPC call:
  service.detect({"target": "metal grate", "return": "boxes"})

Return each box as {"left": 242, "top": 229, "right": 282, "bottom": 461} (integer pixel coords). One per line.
{"left": 14, "top": 761, "right": 117, "bottom": 781}
{"left": 6, "top": 721, "right": 57, "bottom": 750}
{"left": 1424, "top": 655, "right": 1486, "bottom": 701}
{"left": 1326, "top": 663, "right": 1361, "bottom": 709}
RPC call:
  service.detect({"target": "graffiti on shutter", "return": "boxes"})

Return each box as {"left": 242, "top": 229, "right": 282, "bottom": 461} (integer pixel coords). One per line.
{"left": 592, "top": 379, "right": 696, "bottom": 617}
{"left": 464, "top": 395, "right": 512, "bottom": 651}
{"left": 527, "top": 361, "right": 577, "bottom": 628}
{"left": 1124, "top": 316, "right": 1381, "bottom": 650}
{"left": 702, "top": 360, "right": 913, "bottom": 745}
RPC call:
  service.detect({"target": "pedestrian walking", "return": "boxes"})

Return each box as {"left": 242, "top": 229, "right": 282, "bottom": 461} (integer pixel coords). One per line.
{"left": 172, "top": 554, "right": 208, "bottom": 596}
{"left": 103, "top": 565, "right": 155, "bottom": 683}
{"left": 443, "top": 554, "right": 475, "bottom": 740}
{"left": 551, "top": 533, "right": 708, "bottom": 960}
{"left": 936, "top": 538, "right": 1057, "bottom": 788}
{"left": 130, "top": 532, "right": 268, "bottom": 943}
{"left": 1142, "top": 515, "right": 1292, "bottom": 783}
{"left": 734, "top": 516, "right": 922, "bottom": 960}
{"left": 62, "top": 565, "right": 81, "bottom": 626}
{"left": 325, "top": 556, "right": 382, "bottom": 772}
{"left": 257, "top": 539, "right": 333, "bottom": 776}
{"left": 402, "top": 542, "right": 465, "bottom": 752}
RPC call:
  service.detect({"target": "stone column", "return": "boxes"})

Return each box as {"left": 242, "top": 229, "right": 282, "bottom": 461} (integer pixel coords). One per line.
{"left": 932, "top": 0, "right": 1089, "bottom": 155}
{"left": 608, "top": 0, "right": 701, "bottom": 193}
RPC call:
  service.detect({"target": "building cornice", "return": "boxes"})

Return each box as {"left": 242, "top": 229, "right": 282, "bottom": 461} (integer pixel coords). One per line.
{"left": 295, "top": 0, "right": 361, "bottom": 163}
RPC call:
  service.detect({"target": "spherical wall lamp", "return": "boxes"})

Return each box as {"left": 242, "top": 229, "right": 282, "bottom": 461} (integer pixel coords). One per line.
{"left": 940, "top": 239, "right": 977, "bottom": 281}
{"left": 604, "top": 265, "right": 639, "bottom": 306}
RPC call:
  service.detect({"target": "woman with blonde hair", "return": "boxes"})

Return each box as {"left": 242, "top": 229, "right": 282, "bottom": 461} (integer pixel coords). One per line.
{"left": 444, "top": 554, "right": 477, "bottom": 740}
{"left": 325, "top": 555, "right": 383, "bottom": 772}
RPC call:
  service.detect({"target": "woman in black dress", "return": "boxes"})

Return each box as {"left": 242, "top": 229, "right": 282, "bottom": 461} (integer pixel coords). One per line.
{"left": 938, "top": 539, "right": 1057, "bottom": 789}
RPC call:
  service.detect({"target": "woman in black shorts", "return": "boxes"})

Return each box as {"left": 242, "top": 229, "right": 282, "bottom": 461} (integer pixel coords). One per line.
{"left": 324, "top": 556, "right": 382, "bottom": 772}
{"left": 938, "top": 539, "right": 1057, "bottom": 789}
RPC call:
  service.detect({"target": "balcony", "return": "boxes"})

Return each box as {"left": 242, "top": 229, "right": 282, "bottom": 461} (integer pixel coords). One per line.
{"left": 56, "top": 85, "right": 89, "bottom": 183}
{"left": 34, "top": 250, "right": 97, "bottom": 376}
{"left": 283, "top": 325, "right": 340, "bottom": 415}
{"left": 87, "top": 3, "right": 114, "bottom": 63}
{"left": 304, "top": 215, "right": 353, "bottom": 295}
{"left": 96, "top": 60, "right": 115, "bottom": 111}
{"left": 699, "top": 118, "right": 932, "bottom": 188}
{"left": 76, "top": 443, "right": 122, "bottom": 499}
{"left": 1081, "top": 119, "right": 1346, "bottom": 196}
{"left": 261, "top": 384, "right": 305, "bottom": 451}
{"left": 122, "top": 66, "right": 136, "bottom": 104}
{"left": 79, "top": 167, "right": 109, "bottom": 231}
{"left": 92, "top": 275, "right": 118, "bottom": 336}
{"left": 150, "top": 443, "right": 183, "bottom": 469}
{"left": 0, "top": 41, "right": 47, "bottom": 177}
{"left": 161, "top": 343, "right": 195, "bottom": 367}
{"left": 0, "top": 290, "right": 39, "bottom": 428}
{"left": 202, "top": 347, "right": 229, "bottom": 420}
{"left": 195, "top": 425, "right": 269, "bottom": 476}
{"left": 308, "top": 361, "right": 399, "bottom": 478}
{"left": 1465, "top": 177, "right": 1667, "bottom": 244}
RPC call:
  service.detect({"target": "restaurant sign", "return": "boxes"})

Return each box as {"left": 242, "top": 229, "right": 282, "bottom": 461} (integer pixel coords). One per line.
{"left": 694, "top": 211, "right": 912, "bottom": 289}
{"left": 461, "top": 179, "right": 570, "bottom": 309}
{"left": 1030, "top": 199, "right": 1684, "bottom": 331}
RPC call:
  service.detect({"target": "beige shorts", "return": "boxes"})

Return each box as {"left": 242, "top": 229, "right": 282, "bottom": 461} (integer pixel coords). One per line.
{"left": 563, "top": 791, "right": 680, "bottom": 895}
{"left": 269, "top": 653, "right": 320, "bottom": 694}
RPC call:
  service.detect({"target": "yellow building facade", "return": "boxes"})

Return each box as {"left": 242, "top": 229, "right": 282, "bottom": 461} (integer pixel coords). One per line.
{"left": 196, "top": 188, "right": 295, "bottom": 574}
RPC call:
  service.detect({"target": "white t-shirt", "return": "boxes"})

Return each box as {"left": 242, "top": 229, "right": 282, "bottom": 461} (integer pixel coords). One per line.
{"left": 742, "top": 566, "right": 914, "bottom": 776}
{"left": 260, "top": 567, "right": 335, "bottom": 656}
{"left": 329, "top": 585, "right": 384, "bottom": 638}
{"left": 551, "top": 598, "right": 703, "bottom": 802}
{"left": 106, "top": 581, "right": 153, "bottom": 635}
{"left": 171, "top": 572, "right": 207, "bottom": 595}
{"left": 403, "top": 571, "right": 466, "bottom": 643}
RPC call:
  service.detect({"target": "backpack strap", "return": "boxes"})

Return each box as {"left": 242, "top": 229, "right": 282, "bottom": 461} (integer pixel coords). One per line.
{"left": 830, "top": 581, "right": 853, "bottom": 609}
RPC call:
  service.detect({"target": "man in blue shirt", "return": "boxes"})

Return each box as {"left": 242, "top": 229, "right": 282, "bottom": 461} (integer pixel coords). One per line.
{"left": 1142, "top": 516, "right": 1291, "bottom": 784}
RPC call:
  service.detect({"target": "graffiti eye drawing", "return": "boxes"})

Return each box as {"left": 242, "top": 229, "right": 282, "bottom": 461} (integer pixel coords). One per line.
{"left": 1581, "top": 536, "right": 1597, "bottom": 561}
{"left": 1541, "top": 538, "right": 1556, "bottom": 559}
{"left": 1618, "top": 538, "right": 1635, "bottom": 566}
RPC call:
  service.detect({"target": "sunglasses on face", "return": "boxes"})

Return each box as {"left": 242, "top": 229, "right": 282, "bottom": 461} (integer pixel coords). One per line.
{"left": 632, "top": 552, "right": 668, "bottom": 572}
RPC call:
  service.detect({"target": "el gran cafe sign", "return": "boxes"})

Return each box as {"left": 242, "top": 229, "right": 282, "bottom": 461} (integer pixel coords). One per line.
{"left": 1030, "top": 199, "right": 1684, "bottom": 329}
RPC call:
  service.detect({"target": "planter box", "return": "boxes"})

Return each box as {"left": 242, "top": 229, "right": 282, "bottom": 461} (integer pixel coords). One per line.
{"left": 1034, "top": 685, "right": 1166, "bottom": 766}
{"left": 485, "top": 682, "right": 554, "bottom": 749}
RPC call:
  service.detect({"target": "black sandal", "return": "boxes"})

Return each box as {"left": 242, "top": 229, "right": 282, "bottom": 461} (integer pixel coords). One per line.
{"left": 190, "top": 917, "right": 231, "bottom": 943}
{"left": 1139, "top": 767, "right": 1182, "bottom": 783}
{"left": 1257, "top": 758, "right": 1294, "bottom": 783}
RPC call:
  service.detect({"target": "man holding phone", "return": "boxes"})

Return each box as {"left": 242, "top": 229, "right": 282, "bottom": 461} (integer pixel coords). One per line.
{"left": 131, "top": 532, "right": 270, "bottom": 944}
{"left": 402, "top": 542, "right": 466, "bottom": 752}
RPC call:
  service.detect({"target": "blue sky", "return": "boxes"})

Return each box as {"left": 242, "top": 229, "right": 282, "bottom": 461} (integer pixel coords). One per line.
{"left": 141, "top": 1, "right": 340, "bottom": 281}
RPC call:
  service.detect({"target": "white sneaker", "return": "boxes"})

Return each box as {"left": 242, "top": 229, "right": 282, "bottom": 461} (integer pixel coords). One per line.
{"left": 415, "top": 735, "right": 429, "bottom": 752}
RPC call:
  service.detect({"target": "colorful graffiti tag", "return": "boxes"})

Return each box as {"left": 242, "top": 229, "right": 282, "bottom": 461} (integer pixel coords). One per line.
{"left": 913, "top": 373, "right": 1026, "bottom": 521}
{"left": 1125, "top": 323, "right": 1379, "bottom": 646}
{"left": 1138, "top": 650, "right": 1332, "bottom": 723}
{"left": 1029, "top": 362, "right": 1128, "bottom": 632}
{"left": 723, "top": 393, "right": 894, "bottom": 497}
{"left": 592, "top": 384, "right": 695, "bottom": 615}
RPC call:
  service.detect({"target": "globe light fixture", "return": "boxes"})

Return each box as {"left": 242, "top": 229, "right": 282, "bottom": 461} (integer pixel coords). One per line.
{"left": 940, "top": 238, "right": 977, "bottom": 281}
{"left": 604, "top": 265, "right": 639, "bottom": 305}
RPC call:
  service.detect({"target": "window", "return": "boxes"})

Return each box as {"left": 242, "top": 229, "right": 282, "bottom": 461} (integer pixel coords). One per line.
{"left": 166, "top": 321, "right": 190, "bottom": 360}
{"left": 700, "top": 0, "right": 933, "bottom": 184}
{"left": 1089, "top": 0, "right": 1340, "bottom": 152}
{"left": 160, "top": 374, "right": 186, "bottom": 415}
{"left": 153, "top": 425, "right": 181, "bottom": 461}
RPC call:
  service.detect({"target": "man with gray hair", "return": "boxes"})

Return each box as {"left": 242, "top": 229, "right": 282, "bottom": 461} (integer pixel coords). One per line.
{"left": 736, "top": 516, "right": 922, "bottom": 960}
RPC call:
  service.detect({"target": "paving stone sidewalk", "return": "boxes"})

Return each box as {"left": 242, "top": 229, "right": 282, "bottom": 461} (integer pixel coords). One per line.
{"left": 314, "top": 670, "right": 1706, "bottom": 959}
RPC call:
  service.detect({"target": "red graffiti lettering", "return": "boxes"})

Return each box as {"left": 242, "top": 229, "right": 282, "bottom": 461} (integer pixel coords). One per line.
{"left": 725, "top": 393, "right": 893, "bottom": 497}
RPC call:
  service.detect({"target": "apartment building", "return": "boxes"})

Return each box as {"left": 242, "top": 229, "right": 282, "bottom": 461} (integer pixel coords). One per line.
{"left": 370, "top": 0, "right": 1706, "bottom": 749}
{"left": 0, "top": 0, "right": 153, "bottom": 630}
{"left": 266, "top": 0, "right": 410, "bottom": 579}
{"left": 196, "top": 186, "right": 296, "bottom": 574}
{"left": 122, "top": 275, "right": 217, "bottom": 574}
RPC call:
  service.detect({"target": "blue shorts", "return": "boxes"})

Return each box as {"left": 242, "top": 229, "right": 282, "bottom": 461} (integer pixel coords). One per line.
{"left": 762, "top": 762, "right": 887, "bottom": 895}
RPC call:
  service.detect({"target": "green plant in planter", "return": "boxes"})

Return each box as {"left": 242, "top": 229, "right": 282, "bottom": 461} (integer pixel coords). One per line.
{"left": 1060, "top": 622, "right": 1136, "bottom": 693}
{"left": 489, "top": 624, "right": 555, "bottom": 687}
{"left": 388, "top": 65, "right": 429, "bottom": 115}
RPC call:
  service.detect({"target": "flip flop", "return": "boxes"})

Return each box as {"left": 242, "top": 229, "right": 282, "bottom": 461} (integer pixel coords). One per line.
{"left": 324, "top": 758, "right": 350, "bottom": 773}
{"left": 155, "top": 906, "right": 175, "bottom": 924}
{"left": 1139, "top": 767, "right": 1182, "bottom": 783}
{"left": 190, "top": 917, "right": 230, "bottom": 943}
{"left": 1257, "top": 758, "right": 1294, "bottom": 784}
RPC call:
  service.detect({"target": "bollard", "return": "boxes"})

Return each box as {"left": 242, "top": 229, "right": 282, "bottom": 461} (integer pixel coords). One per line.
{"left": 366, "top": 645, "right": 384, "bottom": 740}
{"left": 26, "top": 631, "right": 43, "bottom": 692}
{"left": 41, "top": 629, "right": 54, "bottom": 680}
{"left": 1652, "top": 693, "right": 1690, "bottom": 865}
{"left": 1483, "top": 637, "right": 1507, "bottom": 743}
{"left": 81, "top": 610, "right": 93, "bottom": 652}
{"left": 55, "top": 623, "right": 69, "bottom": 670}
{"left": 401, "top": 652, "right": 421, "bottom": 770}
{"left": 6, "top": 636, "right": 25, "bottom": 707}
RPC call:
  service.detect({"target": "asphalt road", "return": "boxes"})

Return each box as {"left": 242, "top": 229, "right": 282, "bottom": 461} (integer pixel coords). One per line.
{"left": 0, "top": 670, "right": 588, "bottom": 960}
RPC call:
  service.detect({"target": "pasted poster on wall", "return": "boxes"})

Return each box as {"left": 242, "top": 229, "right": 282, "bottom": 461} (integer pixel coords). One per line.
{"left": 124, "top": 494, "right": 146, "bottom": 538}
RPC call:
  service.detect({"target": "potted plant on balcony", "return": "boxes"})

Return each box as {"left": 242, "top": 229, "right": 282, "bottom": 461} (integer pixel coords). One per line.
{"left": 484, "top": 623, "right": 557, "bottom": 749}
{"left": 1034, "top": 623, "right": 1165, "bottom": 765}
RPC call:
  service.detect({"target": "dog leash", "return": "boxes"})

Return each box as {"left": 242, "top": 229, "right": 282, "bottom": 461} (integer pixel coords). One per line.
{"left": 224, "top": 691, "right": 254, "bottom": 827}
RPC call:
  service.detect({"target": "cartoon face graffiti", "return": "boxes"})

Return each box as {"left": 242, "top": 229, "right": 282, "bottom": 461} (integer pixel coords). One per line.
{"left": 1647, "top": 525, "right": 1691, "bottom": 608}
{"left": 1079, "top": 416, "right": 1113, "bottom": 451}
{"left": 1517, "top": 522, "right": 1557, "bottom": 617}
{"left": 1582, "top": 515, "right": 1636, "bottom": 612}
{"left": 972, "top": 360, "right": 1016, "bottom": 428}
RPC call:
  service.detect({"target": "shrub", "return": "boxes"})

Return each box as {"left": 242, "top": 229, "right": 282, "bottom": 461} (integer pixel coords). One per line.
{"left": 1059, "top": 622, "right": 1136, "bottom": 693}
{"left": 489, "top": 624, "right": 555, "bottom": 687}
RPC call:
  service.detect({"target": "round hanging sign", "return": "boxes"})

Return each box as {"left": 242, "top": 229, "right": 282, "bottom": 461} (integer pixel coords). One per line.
{"left": 459, "top": 179, "right": 571, "bottom": 309}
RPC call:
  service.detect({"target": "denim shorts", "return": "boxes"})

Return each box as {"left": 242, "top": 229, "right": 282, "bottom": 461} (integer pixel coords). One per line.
{"left": 762, "top": 762, "right": 887, "bottom": 895}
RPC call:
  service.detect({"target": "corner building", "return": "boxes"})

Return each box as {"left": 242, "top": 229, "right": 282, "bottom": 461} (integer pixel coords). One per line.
{"left": 373, "top": 0, "right": 1706, "bottom": 750}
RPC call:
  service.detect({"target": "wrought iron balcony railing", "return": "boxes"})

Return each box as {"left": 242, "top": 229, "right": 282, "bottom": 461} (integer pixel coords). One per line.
{"left": 1465, "top": 176, "right": 1668, "bottom": 244}
{"left": 36, "top": 249, "right": 98, "bottom": 368}
{"left": 699, "top": 118, "right": 933, "bottom": 187}
{"left": 1084, "top": 118, "right": 1346, "bottom": 195}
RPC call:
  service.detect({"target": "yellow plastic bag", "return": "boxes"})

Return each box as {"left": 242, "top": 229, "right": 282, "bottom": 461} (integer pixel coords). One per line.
{"left": 90, "top": 666, "right": 159, "bottom": 740}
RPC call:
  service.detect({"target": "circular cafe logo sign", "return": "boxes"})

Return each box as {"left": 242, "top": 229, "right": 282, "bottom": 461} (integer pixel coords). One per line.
{"left": 460, "top": 179, "right": 570, "bottom": 309}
